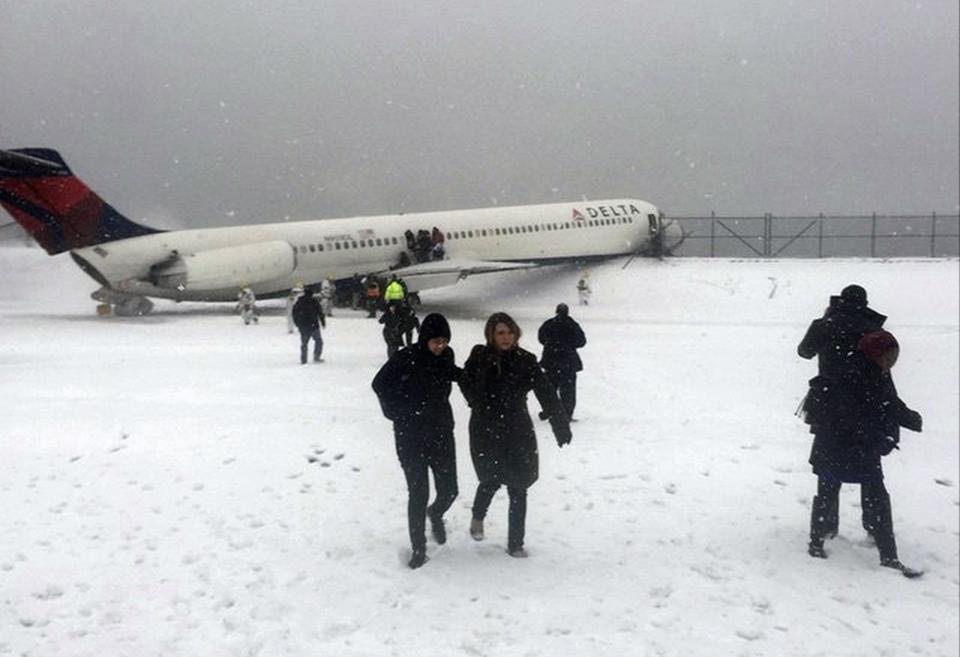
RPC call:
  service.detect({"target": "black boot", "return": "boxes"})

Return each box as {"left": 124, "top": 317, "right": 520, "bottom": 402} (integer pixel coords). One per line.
{"left": 428, "top": 508, "right": 446, "bottom": 545}
{"left": 408, "top": 548, "right": 427, "bottom": 569}
{"left": 880, "top": 557, "right": 923, "bottom": 578}
{"left": 809, "top": 494, "right": 833, "bottom": 554}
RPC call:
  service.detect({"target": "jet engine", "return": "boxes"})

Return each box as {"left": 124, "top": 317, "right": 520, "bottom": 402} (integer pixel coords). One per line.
{"left": 149, "top": 241, "right": 296, "bottom": 290}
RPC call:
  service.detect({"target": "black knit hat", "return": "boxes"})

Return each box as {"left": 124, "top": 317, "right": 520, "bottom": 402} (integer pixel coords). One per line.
{"left": 556, "top": 303, "right": 569, "bottom": 316}
{"left": 840, "top": 284, "right": 867, "bottom": 308}
{"left": 419, "top": 313, "right": 451, "bottom": 343}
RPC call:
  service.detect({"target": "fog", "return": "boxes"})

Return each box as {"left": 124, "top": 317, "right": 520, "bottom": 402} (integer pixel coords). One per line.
{"left": 1, "top": 1, "right": 957, "bottom": 228}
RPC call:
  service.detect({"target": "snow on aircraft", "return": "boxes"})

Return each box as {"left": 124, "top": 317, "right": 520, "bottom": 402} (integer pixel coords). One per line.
{"left": 0, "top": 147, "right": 683, "bottom": 315}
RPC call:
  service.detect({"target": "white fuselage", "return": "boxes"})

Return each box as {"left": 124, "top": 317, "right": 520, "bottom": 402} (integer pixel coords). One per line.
{"left": 72, "top": 198, "right": 667, "bottom": 301}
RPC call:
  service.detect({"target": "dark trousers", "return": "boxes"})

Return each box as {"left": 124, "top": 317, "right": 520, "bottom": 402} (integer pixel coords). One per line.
{"left": 396, "top": 429, "right": 458, "bottom": 552}
{"left": 547, "top": 370, "right": 578, "bottom": 419}
{"left": 299, "top": 329, "right": 323, "bottom": 363}
{"left": 810, "top": 475, "right": 897, "bottom": 561}
{"left": 472, "top": 481, "right": 528, "bottom": 551}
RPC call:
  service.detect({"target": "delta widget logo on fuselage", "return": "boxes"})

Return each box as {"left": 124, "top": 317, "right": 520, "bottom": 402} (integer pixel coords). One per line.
{"left": 572, "top": 204, "right": 645, "bottom": 222}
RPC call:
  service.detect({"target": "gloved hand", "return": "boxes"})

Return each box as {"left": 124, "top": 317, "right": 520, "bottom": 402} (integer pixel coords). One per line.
{"left": 550, "top": 418, "right": 572, "bottom": 447}
{"left": 879, "top": 435, "right": 900, "bottom": 456}
{"left": 903, "top": 409, "right": 923, "bottom": 433}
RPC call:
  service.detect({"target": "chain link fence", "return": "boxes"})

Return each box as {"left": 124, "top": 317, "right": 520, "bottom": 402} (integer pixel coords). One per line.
{"left": 670, "top": 213, "right": 959, "bottom": 258}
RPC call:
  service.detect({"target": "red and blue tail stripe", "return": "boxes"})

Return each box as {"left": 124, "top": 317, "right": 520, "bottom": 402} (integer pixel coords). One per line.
{"left": 0, "top": 148, "right": 161, "bottom": 255}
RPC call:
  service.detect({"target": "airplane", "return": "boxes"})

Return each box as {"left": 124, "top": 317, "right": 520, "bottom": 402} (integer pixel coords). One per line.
{"left": 0, "top": 147, "right": 685, "bottom": 315}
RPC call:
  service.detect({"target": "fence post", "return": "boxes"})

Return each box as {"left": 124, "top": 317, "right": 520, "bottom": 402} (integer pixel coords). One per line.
{"left": 931, "top": 211, "right": 937, "bottom": 257}
{"left": 765, "top": 213, "right": 772, "bottom": 257}
{"left": 818, "top": 213, "right": 824, "bottom": 258}
{"left": 870, "top": 212, "right": 877, "bottom": 257}
{"left": 710, "top": 211, "right": 716, "bottom": 257}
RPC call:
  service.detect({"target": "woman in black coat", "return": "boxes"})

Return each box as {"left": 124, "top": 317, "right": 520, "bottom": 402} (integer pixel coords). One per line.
{"left": 372, "top": 313, "right": 462, "bottom": 569}
{"left": 802, "top": 329, "right": 923, "bottom": 576}
{"left": 459, "top": 312, "right": 572, "bottom": 558}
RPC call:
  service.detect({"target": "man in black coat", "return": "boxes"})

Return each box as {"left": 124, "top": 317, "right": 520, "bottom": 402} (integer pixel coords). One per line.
{"left": 801, "top": 330, "right": 923, "bottom": 576}
{"left": 798, "top": 284, "right": 887, "bottom": 377}
{"left": 292, "top": 287, "right": 326, "bottom": 364}
{"left": 371, "top": 314, "right": 462, "bottom": 569}
{"left": 378, "top": 302, "right": 405, "bottom": 359}
{"left": 538, "top": 303, "right": 587, "bottom": 421}
{"left": 398, "top": 302, "right": 420, "bottom": 347}
{"left": 798, "top": 284, "right": 888, "bottom": 538}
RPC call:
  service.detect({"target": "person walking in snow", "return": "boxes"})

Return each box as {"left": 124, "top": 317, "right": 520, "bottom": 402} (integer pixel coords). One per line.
{"left": 398, "top": 302, "right": 420, "bottom": 348}
{"left": 459, "top": 312, "right": 571, "bottom": 558}
{"left": 285, "top": 283, "right": 304, "bottom": 334}
{"left": 800, "top": 329, "right": 923, "bottom": 577}
{"left": 292, "top": 287, "right": 326, "bottom": 364}
{"left": 576, "top": 278, "right": 591, "bottom": 306}
{"left": 364, "top": 276, "right": 381, "bottom": 318}
{"left": 538, "top": 303, "right": 587, "bottom": 421}
{"left": 384, "top": 275, "right": 405, "bottom": 305}
{"left": 236, "top": 285, "right": 258, "bottom": 325}
{"left": 320, "top": 277, "right": 335, "bottom": 317}
{"left": 372, "top": 314, "right": 462, "bottom": 569}
{"left": 798, "top": 284, "right": 889, "bottom": 539}
{"left": 379, "top": 302, "right": 405, "bottom": 360}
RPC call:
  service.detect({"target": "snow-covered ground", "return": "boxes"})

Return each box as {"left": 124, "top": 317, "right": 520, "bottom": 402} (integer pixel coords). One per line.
{"left": 0, "top": 245, "right": 957, "bottom": 657}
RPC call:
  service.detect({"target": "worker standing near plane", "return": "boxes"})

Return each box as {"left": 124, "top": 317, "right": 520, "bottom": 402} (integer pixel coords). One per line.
{"left": 372, "top": 314, "right": 462, "bottom": 570}
{"left": 292, "top": 287, "right": 326, "bottom": 364}
{"left": 364, "top": 276, "right": 381, "bottom": 318}
{"left": 236, "top": 285, "right": 258, "bottom": 325}
{"left": 319, "top": 277, "right": 335, "bottom": 317}
{"left": 460, "top": 312, "right": 571, "bottom": 558}
{"left": 576, "top": 277, "right": 591, "bottom": 306}
{"left": 384, "top": 275, "right": 405, "bottom": 305}
{"left": 538, "top": 303, "right": 587, "bottom": 421}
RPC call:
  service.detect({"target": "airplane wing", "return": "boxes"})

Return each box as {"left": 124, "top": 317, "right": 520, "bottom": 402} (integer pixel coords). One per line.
{"left": 377, "top": 258, "right": 540, "bottom": 291}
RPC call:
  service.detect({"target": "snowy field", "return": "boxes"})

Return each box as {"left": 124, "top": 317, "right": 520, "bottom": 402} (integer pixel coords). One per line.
{"left": 0, "top": 245, "right": 957, "bottom": 657}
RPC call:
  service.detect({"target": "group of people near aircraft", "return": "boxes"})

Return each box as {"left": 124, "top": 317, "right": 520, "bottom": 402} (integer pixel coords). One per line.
{"left": 368, "top": 283, "right": 924, "bottom": 577}
{"left": 372, "top": 304, "right": 585, "bottom": 568}
{"left": 237, "top": 277, "right": 925, "bottom": 577}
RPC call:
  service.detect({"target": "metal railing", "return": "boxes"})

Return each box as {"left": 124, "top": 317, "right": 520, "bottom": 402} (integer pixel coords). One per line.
{"left": 670, "top": 213, "right": 960, "bottom": 258}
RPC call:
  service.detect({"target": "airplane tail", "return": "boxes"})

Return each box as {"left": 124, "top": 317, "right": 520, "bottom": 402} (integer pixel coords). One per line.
{"left": 0, "top": 148, "right": 161, "bottom": 255}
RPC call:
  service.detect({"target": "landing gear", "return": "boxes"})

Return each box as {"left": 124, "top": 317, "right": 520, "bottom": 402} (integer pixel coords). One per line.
{"left": 91, "top": 288, "right": 155, "bottom": 316}
{"left": 114, "top": 296, "right": 154, "bottom": 316}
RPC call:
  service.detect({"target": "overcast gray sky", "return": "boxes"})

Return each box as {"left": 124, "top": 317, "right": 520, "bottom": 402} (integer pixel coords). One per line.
{"left": 2, "top": 1, "right": 957, "bottom": 227}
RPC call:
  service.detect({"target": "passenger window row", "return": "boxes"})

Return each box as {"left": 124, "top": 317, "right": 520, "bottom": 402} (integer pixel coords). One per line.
{"left": 295, "top": 215, "right": 636, "bottom": 254}
{"left": 447, "top": 215, "right": 634, "bottom": 240}
{"left": 298, "top": 235, "right": 402, "bottom": 255}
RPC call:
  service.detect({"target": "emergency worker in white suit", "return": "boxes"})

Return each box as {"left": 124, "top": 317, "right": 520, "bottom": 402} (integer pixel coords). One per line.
{"left": 576, "top": 278, "right": 591, "bottom": 306}
{"left": 236, "top": 286, "right": 259, "bottom": 325}
{"left": 320, "top": 278, "right": 336, "bottom": 317}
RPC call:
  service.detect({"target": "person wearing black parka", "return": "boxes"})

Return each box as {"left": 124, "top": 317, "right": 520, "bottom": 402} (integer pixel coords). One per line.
{"left": 538, "top": 303, "right": 587, "bottom": 421}
{"left": 801, "top": 329, "right": 924, "bottom": 577}
{"left": 798, "top": 284, "right": 889, "bottom": 538}
{"left": 459, "top": 312, "right": 572, "bottom": 558}
{"left": 372, "top": 313, "right": 462, "bottom": 569}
